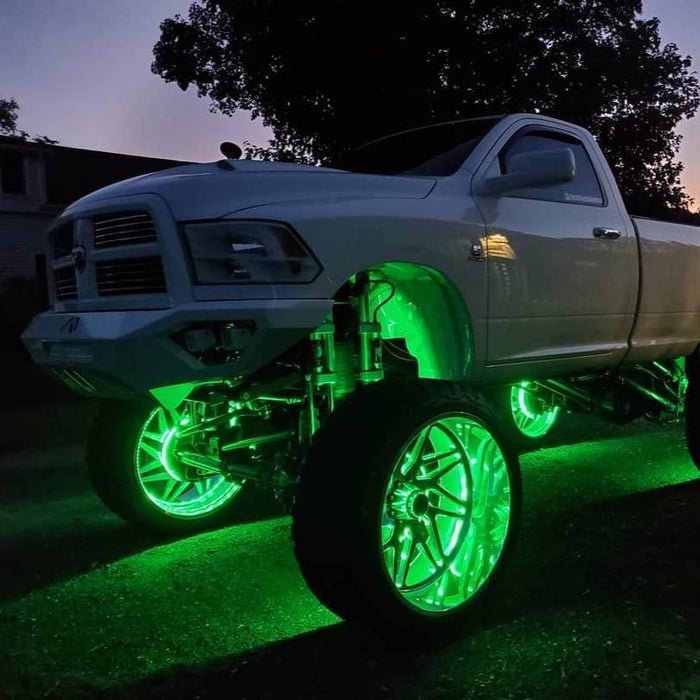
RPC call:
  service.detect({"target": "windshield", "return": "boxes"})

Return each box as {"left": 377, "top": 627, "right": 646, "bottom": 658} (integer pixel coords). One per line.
{"left": 333, "top": 117, "right": 503, "bottom": 176}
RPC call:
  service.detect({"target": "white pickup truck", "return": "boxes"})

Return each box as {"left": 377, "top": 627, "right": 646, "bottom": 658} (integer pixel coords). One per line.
{"left": 23, "top": 113, "right": 700, "bottom": 635}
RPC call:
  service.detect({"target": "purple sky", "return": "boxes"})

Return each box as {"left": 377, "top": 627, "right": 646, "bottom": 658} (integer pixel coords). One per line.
{"left": 2, "top": 0, "right": 698, "bottom": 205}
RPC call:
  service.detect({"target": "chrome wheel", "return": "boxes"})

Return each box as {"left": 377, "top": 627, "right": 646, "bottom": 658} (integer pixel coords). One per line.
{"left": 135, "top": 406, "right": 242, "bottom": 518}
{"left": 381, "top": 413, "right": 512, "bottom": 613}
{"left": 510, "top": 383, "right": 560, "bottom": 439}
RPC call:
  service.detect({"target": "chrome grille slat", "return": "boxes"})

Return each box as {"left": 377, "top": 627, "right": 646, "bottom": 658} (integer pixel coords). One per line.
{"left": 95, "top": 232, "right": 156, "bottom": 243}
{"left": 95, "top": 219, "right": 153, "bottom": 231}
{"left": 94, "top": 222, "right": 155, "bottom": 235}
{"left": 94, "top": 213, "right": 151, "bottom": 225}
{"left": 98, "top": 264, "right": 163, "bottom": 273}
{"left": 93, "top": 235, "right": 156, "bottom": 247}
{"left": 54, "top": 267, "right": 78, "bottom": 300}
{"left": 95, "top": 257, "right": 166, "bottom": 296}
{"left": 93, "top": 213, "right": 153, "bottom": 227}
{"left": 97, "top": 277, "right": 164, "bottom": 284}
{"left": 92, "top": 210, "right": 157, "bottom": 248}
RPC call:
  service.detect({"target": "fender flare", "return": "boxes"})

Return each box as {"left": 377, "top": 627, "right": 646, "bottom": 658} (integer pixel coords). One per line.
{"left": 337, "top": 262, "right": 474, "bottom": 381}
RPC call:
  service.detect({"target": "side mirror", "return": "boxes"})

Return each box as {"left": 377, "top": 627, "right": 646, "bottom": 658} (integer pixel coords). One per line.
{"left": 474, "top": 147, "right": 576, "bottom": 197}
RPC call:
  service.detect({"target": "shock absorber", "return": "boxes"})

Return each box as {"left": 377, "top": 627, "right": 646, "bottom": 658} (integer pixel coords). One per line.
{"left": 309, "top": 321, "right": 336, "bottom": 389}
{"left": 305, "top": 274, "right": 385, "bottom": 435}
{"left": 357, "top": 272, "right": 384, "bottom": 384}
{"left": 308, "top": 320, "right": 337, "bottom": 433}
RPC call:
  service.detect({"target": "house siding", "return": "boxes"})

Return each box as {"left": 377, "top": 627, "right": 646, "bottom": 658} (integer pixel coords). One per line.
{"left": 0, "top": 137, "right": 187, "bottom": 281}
{"left": 0, "top": 211, "right": 54, "bottom": 279}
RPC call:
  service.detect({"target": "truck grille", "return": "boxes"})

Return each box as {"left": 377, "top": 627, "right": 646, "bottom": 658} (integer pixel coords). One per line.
{"left": 95, "top": 257, "right": 167, "bottom": 296}
{"left": 93, "top": 211, "right": 157, "bottom": 248}
{"left": 54, "top": 266, "right": 78, "bottom": 300}
{"left": 49, "top": 208, "right": 168, "bottom": 305}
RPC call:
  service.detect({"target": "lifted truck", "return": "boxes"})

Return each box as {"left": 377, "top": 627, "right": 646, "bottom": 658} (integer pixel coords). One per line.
{"left": 23, "top": 114, "right": 700, "bottom": 635}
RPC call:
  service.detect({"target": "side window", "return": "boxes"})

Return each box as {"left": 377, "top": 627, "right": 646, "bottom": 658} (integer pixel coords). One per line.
{"left": 500, "top": 130, "right": 604, "bottom": 206}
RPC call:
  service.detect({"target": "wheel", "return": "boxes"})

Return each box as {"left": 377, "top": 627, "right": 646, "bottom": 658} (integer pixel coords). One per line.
{"left": 292, "top": 381, "right": 521, "bottom": 635}
{"left": 87, "top": 400, "right": 247, "bottom": 533}
{"left": 490, "top": 382, "right": 560, "bottom": 450}
{"left": 684, "top": 362, "right": 700, "bottom": 470}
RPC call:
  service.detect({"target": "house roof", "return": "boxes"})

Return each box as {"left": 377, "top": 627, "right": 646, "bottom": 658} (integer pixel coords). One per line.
{"left": 0, "top": 134, "right": 190, "bottom": 164}
{"left": 0, "top": 136, "right": 192, "bottom": 207}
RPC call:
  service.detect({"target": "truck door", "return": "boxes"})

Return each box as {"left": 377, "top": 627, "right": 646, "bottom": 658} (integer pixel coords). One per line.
{"left": 474, "top": 127, "right": 638, "bottom": 371}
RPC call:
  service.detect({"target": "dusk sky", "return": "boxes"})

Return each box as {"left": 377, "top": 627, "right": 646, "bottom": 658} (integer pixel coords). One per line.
{"left": 1, "top": 0, "right": 699, "bottom": 205}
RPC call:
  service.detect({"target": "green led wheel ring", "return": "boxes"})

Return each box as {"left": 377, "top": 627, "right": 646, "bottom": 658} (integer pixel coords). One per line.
{"left": 134, "top": 406, "right": 242, "bottom": 518}
{"left": 381, "top": 414, "right": 512, "bottom": 613}
{"left": 510, "top": 383, "right": 560, "bottom": 439}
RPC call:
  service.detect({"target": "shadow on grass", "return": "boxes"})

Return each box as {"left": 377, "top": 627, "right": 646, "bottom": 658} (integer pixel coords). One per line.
{"left": 0, "top": 482, "right": 284, "bottom": 604}
{"left": 99, "top": 477, "right": 700, "bottom": 700}
{"left": 0, "top": 522, "right": 174, "bottom": 604}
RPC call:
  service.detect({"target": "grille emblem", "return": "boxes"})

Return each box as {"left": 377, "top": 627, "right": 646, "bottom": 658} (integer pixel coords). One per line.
{"left": 60, "top": 317, "right": 80, "bottom": 334}
{"left": 71, "top": 243, "right": 86, "bottom": 273}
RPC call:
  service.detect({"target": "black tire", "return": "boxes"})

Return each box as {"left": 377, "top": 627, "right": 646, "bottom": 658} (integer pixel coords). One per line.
{"left": 684, "top": 364, "right": 700, "bottom": 470}
{"left": 292, "top": 380, "right": 521, "bottom": 636}
{"left": 87, "top": 400, "right": 250, "bottom": 534}
{"left": 486, "top": 384, "right": 560, "bottom": 452}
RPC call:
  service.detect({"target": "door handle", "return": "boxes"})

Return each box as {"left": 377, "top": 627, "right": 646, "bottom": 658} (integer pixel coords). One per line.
{"left": 593, "top": 227, "right": 621, "bottom": 240}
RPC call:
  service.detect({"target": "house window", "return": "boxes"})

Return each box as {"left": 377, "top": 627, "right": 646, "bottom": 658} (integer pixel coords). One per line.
{"left": 0, "top": 150, "right": 26, "bottom": 195}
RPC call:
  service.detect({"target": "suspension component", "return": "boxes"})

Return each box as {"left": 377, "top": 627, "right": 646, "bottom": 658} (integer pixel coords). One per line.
{"left": 302, "top": 271, "right": 388, "bottom": 439}
{"left": 221, "top": 429, "right": 295, "bottom": 452}
{"left": 307, "top": 319, "right": 337, "bottom": 433}
{"left": 357, "top": 273, "right": 384, "bottom": 384}
{"left": 542, "top": 378, "right": 592, "bottom": 411}
{"left": 333, "top": 340, "right": 356, "bottom": 399}
{"left": 309, "top": 321, "right": 337, "bottom": 388}
{"left": 620, "top": 376, "right": 677, "bottom": 412}
{"left": 530, "top": 357, "right": 688, "bottom": 424}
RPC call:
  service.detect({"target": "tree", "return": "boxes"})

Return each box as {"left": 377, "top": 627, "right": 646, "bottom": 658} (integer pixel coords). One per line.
{"left": 0, "top": 98, "right": 58, "bottom": 144}
{"left": 152, "top": 0, "right": 699, "bottom": 217}
{"left": 0, "top": 98, "right": 20, "bottom": 135}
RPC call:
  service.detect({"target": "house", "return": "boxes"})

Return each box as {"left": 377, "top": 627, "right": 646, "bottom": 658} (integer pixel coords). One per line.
{"left": 0, "top": 136, "right": 188, "bottom": 282}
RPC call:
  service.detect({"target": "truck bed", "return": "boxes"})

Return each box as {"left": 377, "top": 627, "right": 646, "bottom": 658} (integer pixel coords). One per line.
{"left": 629, "top": 216, "right": 700, "bottom": 360}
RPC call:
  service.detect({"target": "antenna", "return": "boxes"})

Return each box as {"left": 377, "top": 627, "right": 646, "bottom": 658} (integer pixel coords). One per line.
{"left": 220, "top": 142, "right": 242, "bottom": 159}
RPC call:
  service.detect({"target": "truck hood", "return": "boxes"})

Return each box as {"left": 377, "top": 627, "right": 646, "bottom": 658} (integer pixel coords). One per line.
{"left": 65, "top": 160, "right": 437, "bottom": 220}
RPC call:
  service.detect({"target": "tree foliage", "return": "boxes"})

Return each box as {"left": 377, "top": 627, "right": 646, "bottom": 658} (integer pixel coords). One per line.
{"left": 0, "top": 98, "right": 58, "bottom": 145}
{"left": 152, "top": 0, "right": 699, "bottom": 217}
{"left": 0, "top": 98, "right": 20, "bottom": 135}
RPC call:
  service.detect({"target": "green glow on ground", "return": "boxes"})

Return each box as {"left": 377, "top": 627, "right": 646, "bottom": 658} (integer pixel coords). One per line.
{"left": 1, "top": 422, "right": 698, "bottom": 697}
{"left": 520, "top": 430, "right": 696, "bottom": 500}
{"left": 1, "top": 518, "right": 337, "bottom": 693}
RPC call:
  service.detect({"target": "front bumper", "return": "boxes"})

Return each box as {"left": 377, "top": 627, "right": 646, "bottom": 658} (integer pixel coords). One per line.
{"left": 22, "top": 299, "right": 332, "bottom": 399}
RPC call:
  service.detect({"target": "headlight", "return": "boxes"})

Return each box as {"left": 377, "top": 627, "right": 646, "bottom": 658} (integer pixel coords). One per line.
{"left": 184, "top": 220, "right": 321, "bottom": 284}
